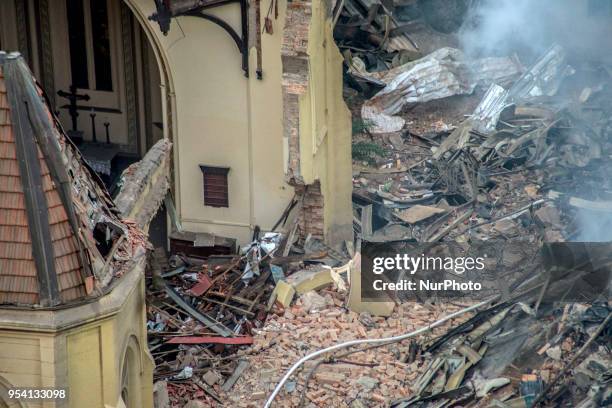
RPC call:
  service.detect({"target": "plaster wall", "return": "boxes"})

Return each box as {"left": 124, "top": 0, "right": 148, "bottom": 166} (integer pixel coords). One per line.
{"left": 125, "top": 0, "right": 293, "bottom": 244}
{"left": 0, "top": 0, "right": 353, "bottom": 247}
{"left": 0, "top": 266, "right": 153, "bottom": 408}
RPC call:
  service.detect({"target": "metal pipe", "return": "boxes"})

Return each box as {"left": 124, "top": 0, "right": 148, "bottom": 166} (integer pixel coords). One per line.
{"left": 264, "top": 297, "right": 496, "bottom": 407}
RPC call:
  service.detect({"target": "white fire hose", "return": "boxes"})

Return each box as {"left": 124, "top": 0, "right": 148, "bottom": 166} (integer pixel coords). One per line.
{"left": 264, "top": 298, "right": 495, "bottom": 407}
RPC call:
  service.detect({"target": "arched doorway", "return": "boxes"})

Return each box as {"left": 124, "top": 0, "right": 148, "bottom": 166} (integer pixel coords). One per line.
{"left": 0, "top": 0, "right": 172, "bottom": 186}
{"left": 0, "top": 0, "right": 175, "bottom": 248}
{"left": 120, "top": 342, "right": 142, "bottom": 408}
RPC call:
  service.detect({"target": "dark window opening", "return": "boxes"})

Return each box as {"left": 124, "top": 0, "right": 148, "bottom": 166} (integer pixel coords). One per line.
{"left": 91, "top": 0, "right": 113, "bottom": 91}
{"left": 200, "top": 165, "right": 230, "bottom": 208}
{"left": 66, "top": 0, "right": 89, "bottom": 89}
{"left": 93, "top": 222, "right": 113, "bottom": 256}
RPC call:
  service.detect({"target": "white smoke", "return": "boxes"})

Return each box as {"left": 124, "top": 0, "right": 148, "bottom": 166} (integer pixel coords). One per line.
{"left": 459, "top": 0, "right": 612, "bottom": 61}
{"left": 574, "top": 209, "right": 612, "bottom": 242}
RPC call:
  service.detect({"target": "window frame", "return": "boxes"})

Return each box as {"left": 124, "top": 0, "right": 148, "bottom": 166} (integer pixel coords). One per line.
{"left": 61, "top": 0, "right": 123, "bottom": 109}
{"left": 199, "top": 165, "right": 230, "bottom": 208}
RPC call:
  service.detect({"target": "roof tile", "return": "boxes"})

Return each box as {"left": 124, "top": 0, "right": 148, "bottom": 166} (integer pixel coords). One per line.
{"left": 0, "top": 209, "right": 28, "bottom": 226}
{"left": 0, "top": 141, "right": 16, "bottom": 159}
{"left": 59, "top": 286, "right": 86, "bottom": 303}
{"left": 0, "top": 109, "right": 10, "bottom": 126}
{"left": 0, "top": 125, "right": 12, "bottom": 142}
{"left": 0, "top": 225, "right": 31, "bottom": 243}
{"left": 0, "top": 275, "right": 38, "bottom": 294}
{"left": 0, "top": 55, "right": 128, "bottom": 307}
{"left": 48, "top": 205, "right": 69, "bottom": 224}
{"left": 0, "top": 259, "right": 37, "bottom": 277}
{"left": 51, "top": 236, "right": 79, "bottom": 257}
{"left": 0, "top": 174, "right": 22, "bottom": 192}
{"left": 0, "top": 292, "right": 38, "bottom": 305}
{"left": 55, "top": 253, "right": 81, "bottom": 274}
{"left": 0, "top": 242, "right": 34, "bottom": 260}
{"left": 0, "top": 161, "right": 20, "bottom": 178}
{"left": 0, "top": 192, "right": 24, "bottom": 209}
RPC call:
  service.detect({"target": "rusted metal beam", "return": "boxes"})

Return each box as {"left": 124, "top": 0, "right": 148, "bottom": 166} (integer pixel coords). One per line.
{"left": 165, "top": 336, "right": 253, "bottom": 345}
{"left": 164, "top": 283, "right": 234, "bottom": 337}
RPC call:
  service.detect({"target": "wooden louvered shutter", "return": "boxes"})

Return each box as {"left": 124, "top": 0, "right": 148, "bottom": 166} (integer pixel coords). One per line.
{"left": 199, "top": 165, "right": 230, "bottom": 208}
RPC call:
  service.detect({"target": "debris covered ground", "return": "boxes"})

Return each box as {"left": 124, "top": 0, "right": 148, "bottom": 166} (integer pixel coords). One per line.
{"left": 227, "top": 294, "right": 476, "bottom": 407}
{"left": 147, "top": 1, "right": 611, "bottom": 407}
{"left": 148, "top": 247, "right": 610, "bottom": 408}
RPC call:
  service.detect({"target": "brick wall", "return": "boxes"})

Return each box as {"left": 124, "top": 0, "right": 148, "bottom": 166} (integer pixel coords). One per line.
{"left": 295, "top": 181, "right": 325, "bottom": 240}
{"left": 281, "top": 1, "right": 311, "bottom": 185}
{"left": 281, "top": 1, "right": 326, "bottom": 239}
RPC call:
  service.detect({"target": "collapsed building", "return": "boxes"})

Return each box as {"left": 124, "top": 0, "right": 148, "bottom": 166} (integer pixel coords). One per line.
{"left": 0, "top": 0, "right": 611, "bottom": 407}
{"left": 0, "top": 0, "right": 356, "bottom": 406}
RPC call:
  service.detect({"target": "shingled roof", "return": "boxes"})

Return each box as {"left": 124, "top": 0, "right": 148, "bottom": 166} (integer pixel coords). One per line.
{"left": 0, "top": 52, "right": 126, "bottom": 308}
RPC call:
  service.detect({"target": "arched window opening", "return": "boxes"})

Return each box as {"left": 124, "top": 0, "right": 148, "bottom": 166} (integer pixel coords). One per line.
{"left": 120, "top": 343, "right": 142, "bottom": 408}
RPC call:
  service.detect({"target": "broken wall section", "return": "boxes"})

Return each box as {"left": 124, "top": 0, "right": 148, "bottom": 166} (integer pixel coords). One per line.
{"left": 115, "top": 138, "right": 172, "bottom": 232}
{"left": 294, "top": 182, "right": 325, "bottom": 240}
{"left": 282, "top": 0, "right": 354, "bottom": 246}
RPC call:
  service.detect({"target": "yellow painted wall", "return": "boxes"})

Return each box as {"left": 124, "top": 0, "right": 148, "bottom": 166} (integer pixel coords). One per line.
{"left": 125, "top": 0, "right": 294, "bottom": 244}
{"left": 0, "top": 268, "right": 152, "bottom": 408}
{"left": 0, "top": 0, "right": 353, "bottom": 246}
{"left": 295, "top": 0, "right": 354, "bottom": 244}
{"left": 0, "top": 0, "right": 354, "bottom": 246}
{"left": 67, "top": 328, "right": 104, "bottom": 407}
{"left": 248, "top": 0, "right": 295, "bottom": 239}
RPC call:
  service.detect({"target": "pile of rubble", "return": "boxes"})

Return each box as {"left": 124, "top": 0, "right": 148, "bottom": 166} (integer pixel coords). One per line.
{"left": 152, "top": 266, "right": 610, "bottom": 407}
{"left": 397, "top": 299, "right": 611, "bottom": 408}
{"left": 146, "top": 224, "right": 357, "bottom": 407}
{"left": 223, "top": 265, "right": 611, "bottom": 407}
{"left": 148, "top": 3, "right": 612, "bottom": 407}
{"left": 227, "top": 293, "right": 475, "bottom": 407}
{"left": 147, "top": 233, "right": 283, "bottom": 406}
{"left": 337, "top": 2, "right": 612, "bottom": 406}
{"left": 351, "top": 43, "right": 612, "bottom": 246}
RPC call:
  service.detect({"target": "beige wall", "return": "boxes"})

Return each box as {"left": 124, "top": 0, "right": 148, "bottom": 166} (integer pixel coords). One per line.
{"left": 247, "top": 0, "right": 295, "bottom": 240}
{"left": 124, "top": 0, "right": 354, "bottom": 246}
{"left": 0, "top": 0, "right": 353, "bottom": 246}
{"left": 0, "top": 267, "right": 153, "bottom": 408}
{"left": 124, "top": 0, "right": 294, "bottom": 244}
{"left": 297, "top": 0, "right": 354, "bottom": 244}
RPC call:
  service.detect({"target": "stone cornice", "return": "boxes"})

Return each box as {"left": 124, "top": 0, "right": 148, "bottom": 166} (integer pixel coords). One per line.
{"left": 0, "top": 259, "right": 145, "bottom": 333}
